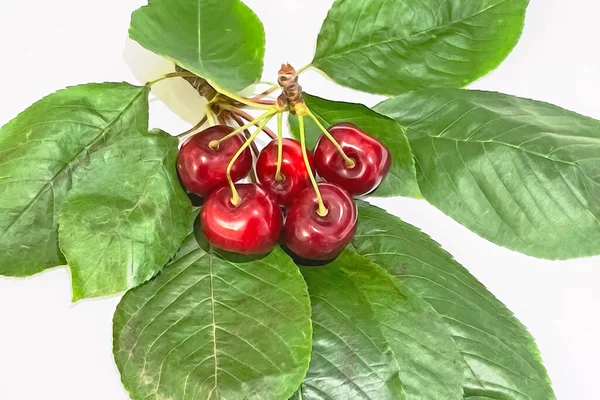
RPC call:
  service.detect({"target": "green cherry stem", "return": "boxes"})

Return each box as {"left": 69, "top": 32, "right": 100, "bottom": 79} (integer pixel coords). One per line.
{"left": 146, "top": 71, "right": 199, "bottom": 86}
{"left": 208, "top": 110, "right": 276, "bottom": 149}
{"left": 221, "top": 105, "right": 277, "bottom": 139}
{"left": 227, "top": 115, "right": 274, "bottom": 205}
{"left": 177, "top": 115, "right": 208, "bottom": 139}
{"left": 208, "top": 80, "right": 274, "bottom": 110}
{"left": 256, "top": 80, "right": 280, "bottom": 88}
{"left": 299, "top": 114, "right": 328, "bottom": 217}
{"left": 229, "top": 113, "right": 260, "bottom": 158}
{"left": 252, "top": 86, "right": 280, "bottom": 101}
{"left": 205, "top": 101, "right": 217, "bottom": 126}
{"left": 307, "top": 110, "right": 356, "bottom": 168}
{"left": 296, "top": 64, "right": 312, "bottom": 75}
{"left": 275, "top": 112, "right": 284, "bottom": 181}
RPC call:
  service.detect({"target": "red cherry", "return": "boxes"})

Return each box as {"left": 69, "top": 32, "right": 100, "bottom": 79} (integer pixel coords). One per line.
{"left": 256, "top": 138, "right": 314, "bottom": 206}
{"left": 314, "top": 123, "right": 391, "bottom": 196}
{"left": 200, "top": 184, "right": 283, "bottom": 254}
{"left": 177, "top": 125, "right": 252, "bottom": 196}
{"left": 283, "top": 183, "right": 357, "bottom": 261}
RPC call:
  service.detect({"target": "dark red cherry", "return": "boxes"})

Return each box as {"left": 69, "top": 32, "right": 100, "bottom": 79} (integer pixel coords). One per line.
{"left": 256, "top": 138, "right": 314, "bottom": 206}
{"left": 177, "top": 125, "right": 252, "bottom": 197}
{"left": 200, "top": 184, "right": 283, "bottom": 254}
{"left": 282, "top": 183, "right": 357, "bottom": 261}
{"left": 314, "top": 123, "right": 391, "bottom": 196}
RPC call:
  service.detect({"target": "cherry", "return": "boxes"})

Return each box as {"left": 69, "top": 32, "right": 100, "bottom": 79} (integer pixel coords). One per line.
{"left": 200, "top": 184, "right": 282, "bottom": 255}
{"left": 314, "top": 122, "right": 391, "bottom": 196}
{"left": 177, "top": 125, "right": 252, "bottom": 197}
{"left": 282, "top": 183, "right": 357, "bottom": 261}
{"left": 255, "top": 138, "right": 314, "bottom": 206}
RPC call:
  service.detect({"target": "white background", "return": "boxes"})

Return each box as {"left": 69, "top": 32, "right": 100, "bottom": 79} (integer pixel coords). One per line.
{"left": 0, "top": 0, "right": 598, "bottom": 399}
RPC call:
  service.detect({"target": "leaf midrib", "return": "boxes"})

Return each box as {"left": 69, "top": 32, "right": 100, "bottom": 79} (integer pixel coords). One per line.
{"left": 207, "top": 251, "right": 220, "bottom": 398}
{"left": 196, "top": 0, "right": 206, "bottom": 75}
{"left": 436, "top": 131, "right": 600, "bottom": 186}
{"left": 314, "top": 0, "right": 513, "bottom": 64}
{"left": 412, "top": 130, "right": 600, "bottom": 187}
{"left": 0, "top": 87, "right": 147, "bottom": 238}
{"left": 421, "top": 132, "right": 600, "bottom": 246}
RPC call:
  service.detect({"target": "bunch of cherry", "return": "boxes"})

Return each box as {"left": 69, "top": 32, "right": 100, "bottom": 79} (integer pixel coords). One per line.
{"left": 177, "top": 121, "right": 391, "bottom": 261}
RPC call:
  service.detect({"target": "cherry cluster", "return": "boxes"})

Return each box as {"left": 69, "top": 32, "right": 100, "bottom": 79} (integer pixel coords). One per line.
{"left": 177, "top": 122, "right": 391, "bottom": 261}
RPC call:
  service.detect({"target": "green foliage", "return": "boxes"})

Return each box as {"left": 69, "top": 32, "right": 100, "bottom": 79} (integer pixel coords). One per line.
{"left": 353, "top": 201, "right": 556, "bottom": 399}
{"left": 59, "top": 130, "right": 193, "bottom": 301}
{"left": 0, "top": 83, "right": 149, "bottom": 277}
{"left": 298, "top": 250, "right": 463, "bottom": 400}
{"left": 5, "top": 0, "right": 594, "bottom": 398}
{"left": 289, "top": 94, "right": 420, "bottom": 198}
{"left": 130, "top": 0, "right": 266, "bottom": 91}
{"left": 376, "top": 89, "right": 600, "bottom": 259}
{"left": 298, "top": 253, "right": 406, "bottom": 400}
{"left": 312, "top": 0, "right": 529, "bottom": 94}
{"left": 113, "top": 234, "right": 313, "bottom": 400}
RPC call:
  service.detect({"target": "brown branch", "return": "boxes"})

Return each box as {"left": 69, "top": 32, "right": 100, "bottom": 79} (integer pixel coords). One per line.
{"left": 278, "top": 63, "right": 303, "bottom": 111}
{"left": 175, "top": 65, "right": 219, "bottom": 101}
{"left": 175, "top": 65, "right": 279, "bottom": 109}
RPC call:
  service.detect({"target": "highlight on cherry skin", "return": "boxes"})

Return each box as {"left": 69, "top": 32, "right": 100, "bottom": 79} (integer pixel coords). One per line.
{"left": 256, "top": 138, "right": 315, "bottom": 207}
{"left": 200, "top": 183, "right": 283, "bottom": 255}
{"left": 177, "top": 125, "right": 252, "bottom": 197}
{"left": 314, "top": 122, "right": 392, "bottom": 196}
{"left": 282, "top": 182, "right": 358, "bottom": 261}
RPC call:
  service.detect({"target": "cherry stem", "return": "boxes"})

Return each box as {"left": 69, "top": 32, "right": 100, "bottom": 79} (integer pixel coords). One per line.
{"left": 250, "top": 98, "right": 276, "bottom": 106}
{"left": 209, "top": 80, "right": 273, "bottom": 110}
{"left": 296, "top": 64, "right": 312, "bottom": 75}
{"left": 251, "top": 86, "right": 280, "bottom": 101}
{"left": 222, "top": 105, "right": 277, "bottom": 140}
{"left": 227, "top": 115, "right": 274, "bottom": 205}
{"left": 208, "top": 110, "right": 276, "bottom": 149}
{"left": 229, "top": 113, "right": 260, "bottom": 158}
{"left": 299, "top": 115, "right": 328, "bottom": 217}
{"left": 257, "top": 81, "right": 280, "bottom": 89}
{"left": 205, "top": 101, "right": 217, "bottom": 126}
{"left": 177, "top": 115, "right": 207, "bottom": 139}
{"left": 307, "top": 110, "right": 356, "bottom": 168}
{"left": 146, "top": 71, "right": 199, "bottom": 86}
{"left": 275, "top": 112, "right": 284, "bottom": 181}
{"left": 229, "top": 113, "right": 260, "bottom": 183}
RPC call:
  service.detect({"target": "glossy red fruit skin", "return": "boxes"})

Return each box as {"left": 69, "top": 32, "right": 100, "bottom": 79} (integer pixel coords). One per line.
{"left": 177, "top": 125, "right": 252, "bottom": 197}
{"left": 314, "top": 122, "right": 392, "bottom": 196}
{"left": 200, "top": 184, "right": 283, "bottom": 255}
{"left": 256, "top": 138, "right": 315, "bottom": 207}
{"left": 283, "top": 183, "right": 357, "bottom": 261}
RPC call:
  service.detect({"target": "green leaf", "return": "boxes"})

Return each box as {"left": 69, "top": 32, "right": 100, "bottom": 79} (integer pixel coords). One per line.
{"left": 0, "top": 83, "right": 149, "bottom": 277}
{"left": 289, "top": 94, "right": 420, "bottom": 198}
{"left": 298, "top": 252, "right": 405, "bottom": 400}
{"left": 312, "top": 0, "right": 529, "bottom": 94}
{"left": 298, "top": 250, "right": 463, "bottom": 400}
{"left": 352, "top": 201, "right": 556, "bottom": 399}
{"left": 375, "top": 89, "right": 600, "bottom": 259}
{"left": 130, "top": 0, "right": 265, "bottom": 92}
{"left": 113, "top": 236, "right": 312, "bottom": 400}
{"left": 58, "top": 130, "right": 193, "bottom": 301}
